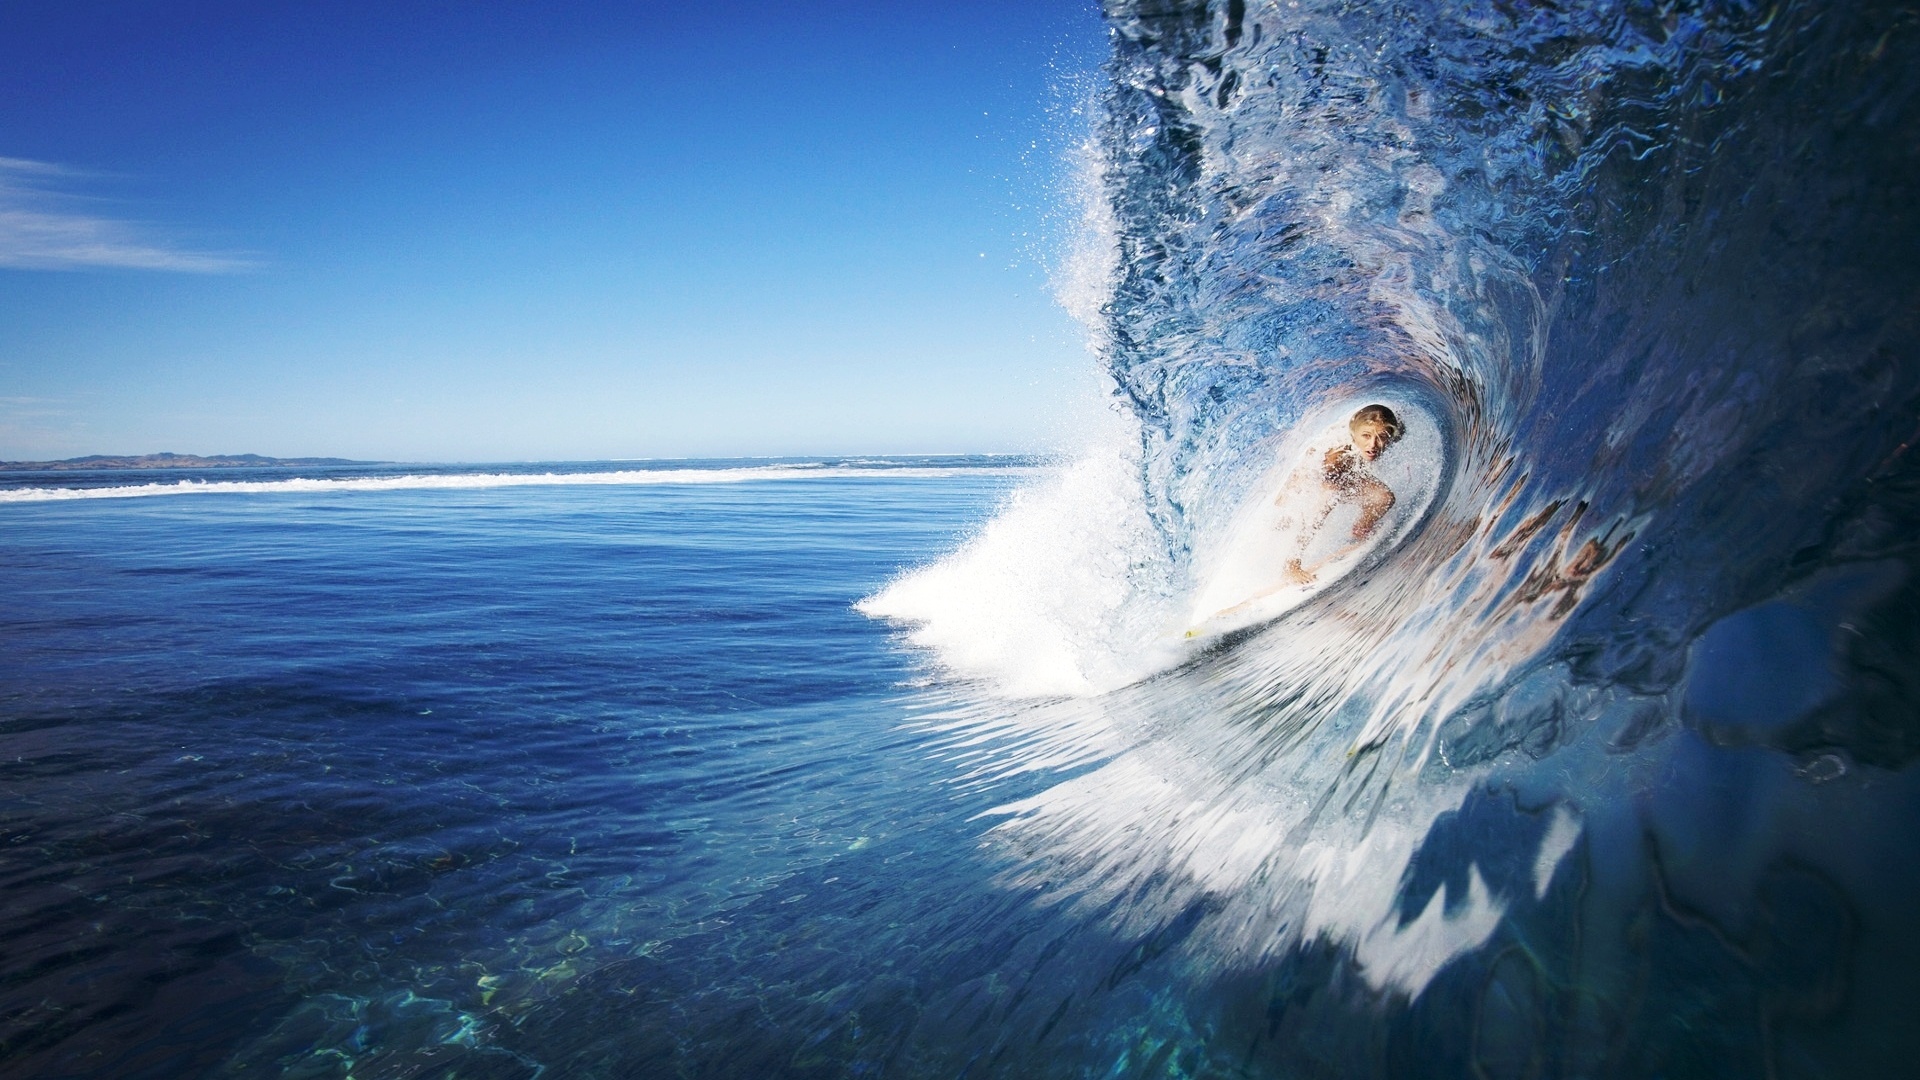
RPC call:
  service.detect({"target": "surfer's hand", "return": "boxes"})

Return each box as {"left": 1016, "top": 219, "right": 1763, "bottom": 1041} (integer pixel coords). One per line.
{"left": 1320, "top": 448, "right": 1345, "bottom": 483}
{"left": 1283, "top": 559, "right": 1315, "bottom": 585}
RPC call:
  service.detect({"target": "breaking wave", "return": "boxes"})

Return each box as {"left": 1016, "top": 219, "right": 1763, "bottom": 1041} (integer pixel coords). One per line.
{"left": 867, "top": 0, "right": 1920, "bottom": 1070}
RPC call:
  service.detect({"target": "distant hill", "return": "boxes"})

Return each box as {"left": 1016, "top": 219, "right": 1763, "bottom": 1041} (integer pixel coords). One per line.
{"left": 0, "top": 453, "right": 373, "bottom": 472}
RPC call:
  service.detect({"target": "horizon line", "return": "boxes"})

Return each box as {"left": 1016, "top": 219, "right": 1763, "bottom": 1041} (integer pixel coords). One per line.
{"left": 0, "top": 449, "right": 1061, "bottom": 469}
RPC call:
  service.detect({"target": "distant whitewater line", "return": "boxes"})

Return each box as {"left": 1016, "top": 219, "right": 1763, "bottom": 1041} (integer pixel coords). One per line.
{"left": 0, "top": 461, "right": 1039, "bottom": 503}
{"left": 0, "top": 452, "right": 368, "bottom": 472}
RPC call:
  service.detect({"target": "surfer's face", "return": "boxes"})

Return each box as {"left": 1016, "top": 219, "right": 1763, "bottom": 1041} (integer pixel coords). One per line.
{"left": 1349, "top": 420, "right": 1394, "bottom": 461}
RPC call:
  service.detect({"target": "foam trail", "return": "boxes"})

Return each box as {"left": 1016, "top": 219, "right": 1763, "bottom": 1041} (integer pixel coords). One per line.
{"left": 0, "top": 463, "right": 1037, "bottom": 504}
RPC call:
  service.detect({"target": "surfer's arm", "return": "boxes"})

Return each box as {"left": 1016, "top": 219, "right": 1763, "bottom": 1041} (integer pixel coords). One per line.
{"left": 1288, "top": 463, "right": 1345, "bottom": 548}
{"left": 1275, "top": 496, "right": 1338, "bottom": 582}
{"left": 1289, "top": 477, "right": 1395, "bottom": 581}
{"left": 1272, "top": 451, "right": 1344, "bottom": 583}
{"left": 1351, "top": 477, "right": 1396, "bottom": 541}
{"left": 1289, "top": 481, "right": 1393, "bottom": 572}
{"left": 1272, "top": 457, "right": 1320, "bottom": 515}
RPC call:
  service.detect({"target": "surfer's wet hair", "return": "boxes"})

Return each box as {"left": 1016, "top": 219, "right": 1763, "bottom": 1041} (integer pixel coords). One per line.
{"left": 1350, "top": 404, "right": 1404, "bottom": 443}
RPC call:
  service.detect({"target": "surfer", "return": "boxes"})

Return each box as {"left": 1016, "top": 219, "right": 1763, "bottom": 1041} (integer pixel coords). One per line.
{"left": 1189, "top": 403, "right": 1406, "bottom": 633}
{"left": 1277, "top": 403, "right": 1403, "bottom": 585}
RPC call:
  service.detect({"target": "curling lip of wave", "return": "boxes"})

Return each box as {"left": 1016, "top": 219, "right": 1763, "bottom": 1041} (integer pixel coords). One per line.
{"left": 0, "top": 463, "right": 1038, "bottom": 503}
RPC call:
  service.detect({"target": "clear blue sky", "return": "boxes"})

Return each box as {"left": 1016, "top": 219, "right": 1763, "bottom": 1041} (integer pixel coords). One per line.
{"left": 0, "top": 1, "right": 1109, "bottom": 461}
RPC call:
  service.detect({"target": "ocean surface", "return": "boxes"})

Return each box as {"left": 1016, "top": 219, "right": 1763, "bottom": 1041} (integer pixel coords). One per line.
{"left": 9, "top": 0, "right": 1920, "bottom": 1076}
{"left": 1, "top": 459, "right": 1080, "bottom": 1077}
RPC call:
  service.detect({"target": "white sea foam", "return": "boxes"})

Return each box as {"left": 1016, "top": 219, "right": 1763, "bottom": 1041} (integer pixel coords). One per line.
{"left": 859, "top": 413, "right": 1185, "bottom": 698}
{"left": 976, "top": 741, "right": 1519, "bottom": 997}
{"left": 0, "top": 463, "right": 1034, "bottom": 504}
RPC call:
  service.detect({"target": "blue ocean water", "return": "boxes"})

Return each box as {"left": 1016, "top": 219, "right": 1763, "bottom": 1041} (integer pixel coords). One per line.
{"left": 1, "top": 463, "right": 1129, "bottom": 1077}
{"left": 9, "top": 0, "right": 1920, "bottom": 1076}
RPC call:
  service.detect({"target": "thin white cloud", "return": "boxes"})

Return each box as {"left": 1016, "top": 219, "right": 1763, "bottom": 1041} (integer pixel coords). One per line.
{"left": 0, "top": 157, "right": 254, "bottom": 272}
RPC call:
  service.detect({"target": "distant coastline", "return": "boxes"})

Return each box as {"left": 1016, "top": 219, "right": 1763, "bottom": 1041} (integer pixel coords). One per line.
{"left": 0, "top": 453, "right": 372, "bottom": 472}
